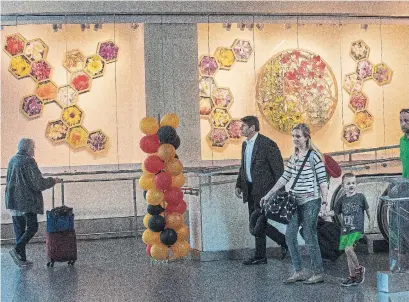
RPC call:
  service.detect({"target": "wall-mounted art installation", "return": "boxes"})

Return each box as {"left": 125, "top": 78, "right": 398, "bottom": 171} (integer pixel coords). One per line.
{"left": 343, "top": 40, "right": 393, "bottom": 143}
{"left": 256, "top": 49, "right": 338, "bottom": 134}
{"left": 198, "top": 39, "right": 252, "bottom": 150}
{"left": 3, "top": 33, "right": 120, "bottom": 154}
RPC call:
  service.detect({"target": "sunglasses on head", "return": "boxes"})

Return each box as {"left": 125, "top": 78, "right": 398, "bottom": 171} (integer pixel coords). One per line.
{"left": 401, "top": 109, "right": 409, "bottom": 114}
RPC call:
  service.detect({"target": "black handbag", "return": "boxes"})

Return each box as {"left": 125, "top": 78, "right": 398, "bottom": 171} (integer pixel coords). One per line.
{"left": 263, "top": 150, "right": 312, "bottom": 224}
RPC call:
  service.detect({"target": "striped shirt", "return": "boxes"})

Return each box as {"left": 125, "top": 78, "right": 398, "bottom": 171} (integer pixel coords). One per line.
{"left": 280, "top": 151, "right": 328, "bottom": 205}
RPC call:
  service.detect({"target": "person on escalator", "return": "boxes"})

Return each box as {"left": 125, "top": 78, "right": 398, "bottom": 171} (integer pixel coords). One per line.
{"left": 400, "top": 108, "right": 409, "bottom": 179}
{"left": 334, "top": 172, "right": 370, "bottom": 287}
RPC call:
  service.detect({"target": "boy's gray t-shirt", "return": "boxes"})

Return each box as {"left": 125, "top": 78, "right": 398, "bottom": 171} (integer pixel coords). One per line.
{"left": 334, "top": 193, "right": 369, "bottom": 235}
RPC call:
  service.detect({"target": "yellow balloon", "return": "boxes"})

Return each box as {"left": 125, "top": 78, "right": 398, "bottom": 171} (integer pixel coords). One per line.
{"left": 143, "top": 213, "right": 152, "bottom": 228}
{"left": 172, "top": 173, "right": 185, "bottom": 188}
{"left": 171, "top": 240, "right": 190, "bottom": 259}
{"left": 158, "top": 144, "right": 176, "bottom": 162}
{"left": 166, "top": 212, "right": 184, "bottom": 230}
{"left": 160, "top": 113, "right": 179, "bottom": 128}
{"left": 176, "top": 224, "right": 189, "bottom": 241}
{"left": 146, "top": 189, "right": 164, "bottom": 206}
{"left": 142, "top": 229, "right": 161, "bottom": 245}
{"left": 140, "top": 117, "right": 159, "bottom": 135}
{"left": 164, "top": 158, "right": 183, "bottom": 176}
{"left": 151, "top": 243, "right": 169, "bottom": 260}
{"left": 139, "top": 173, "right": 156, "bottom": 191}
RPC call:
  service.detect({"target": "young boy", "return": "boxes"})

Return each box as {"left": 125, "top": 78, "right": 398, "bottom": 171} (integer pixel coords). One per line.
{"left": 334, "top": 172, "right": 370, "bottom": 287}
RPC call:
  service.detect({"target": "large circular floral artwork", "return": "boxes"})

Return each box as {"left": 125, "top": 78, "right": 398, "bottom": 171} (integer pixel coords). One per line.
{"left": 256, "top": 49, "right": 338, "bottom": 134}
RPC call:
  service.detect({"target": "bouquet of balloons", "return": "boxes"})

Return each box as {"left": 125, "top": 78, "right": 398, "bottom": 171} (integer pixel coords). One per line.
{"left": 139, "top": 113, "right": 190, "bottom": 260}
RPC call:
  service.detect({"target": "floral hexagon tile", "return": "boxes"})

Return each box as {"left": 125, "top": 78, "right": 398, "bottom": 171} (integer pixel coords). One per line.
{"left": 21, "top": 95, "right": 43, "bottom": 119}
{"left": 24, "top": 39, "right": 49, "bottom": 62}
{"left": 45, "top": 119, "right": 69, "bottom": 143}
{"left": 9, "top": 55, "right": 31, "bottom": 79}
{"left": 66, "top": 125, "right": 89, "bottom": 149}
{"left": 61, "top": 105, "right": 84, "bottom": 127}
{"left": 4, "top": 33, "right": 26, "bottom": 57}
{"left": 87, "top": 130, "right": 109, "bottom": 153}
{"left": 30, "top": 60, "right": 52, "bottom": 83}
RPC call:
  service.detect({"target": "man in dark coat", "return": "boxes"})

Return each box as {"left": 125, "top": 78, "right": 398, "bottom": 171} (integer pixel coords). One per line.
{"left": 235, "top": 116, "right": 287, "bottom": 265}
{"left": 5, "top": 138, "right": 60, "bottom": 267}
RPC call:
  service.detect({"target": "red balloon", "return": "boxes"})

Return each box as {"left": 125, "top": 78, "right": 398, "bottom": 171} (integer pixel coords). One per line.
{"left": 146, "top": 244, "right": 152, "bottom": 257}
{"left": 140, "top": 134, "right": 160, "bottom": 154}
{"left": 167, "top": 200, "right": 187, "bottom": 214}
{"left": 164, "top": 187, "right": 183, "bottom": 206}
{"left": 155, "top": 172, "right": 172, "bottom": 191}
{"left": 144, "top": 155, "right": 164, "bottom": 174}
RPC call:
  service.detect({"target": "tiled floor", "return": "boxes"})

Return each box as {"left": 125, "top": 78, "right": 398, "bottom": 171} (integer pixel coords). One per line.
{"left": 1, "top": 238, "right": 408, "bottom": 302}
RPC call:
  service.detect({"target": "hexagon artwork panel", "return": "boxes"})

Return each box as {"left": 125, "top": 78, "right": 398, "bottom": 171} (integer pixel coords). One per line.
{"left": 214, "top": 47, "right": 236, "bottom": 70}
{"left": 343, "top": 124, "right": 361, "bottom": 144}
{"left": 349, "top": 92, "right": 368, "bottom": 112}
{"left": 198, "top": 56, "right": 219, "bottom": 77}
{"left": 231, "top": 39, "right": 253, "bottom": 62}
{"left": 56, "top": 85, "right": 78, "bottom": 108}
{"left": 21, "top": 95, "right": 43, "bottom": 119}
{"left": 84, "top": 55, "right": 106, "bottom": 78}
{"left": 372, "top": 63, "right": 393, "bottom": 86}
{"left": 199, "top": 76, "right": 217, "bottom": 98}
{"left": 200, "top": 97, "right": 213, "bottom": 116}
{"left": 211, "top": 87, "right": 233, "bottom": 108}
{"left": 256, "top": 49, "right": 337, "bottom": 134}
{"left": 36, "top": 80, "right": 58, "bottom": 103}
{"left": 227, "top": 119, "right": 242, "bottom": 140}
{"left": 30, "top": 60, "right": 52, "bottom": 83}
{"left": 354, "top": 110, "right": 374, "bottom": 130}
{"left": 350, "top": 40, "right": 370, "bottom": 62}
{"left": 63, "top": 50, "right": 85, "bottom": 73}
{"left": 45, "top": 119, "right": 69, "bottom": 143}
{"left": 210, "top": 108, "right": 231, "bottom": 128}
{"left": 61, "top": 105, "right": 84, "bottom": 127}
{"left": 66, "top": 126, "right": 89, "bottom": 149}
{"left": 97, "top": 41, "right": 119, "bottom": 63}
{"left": 343, "top": 73, "right": 363, "bottom": 94}
{"left": 24, "top": 39, "right": 49, "bottom": 62}
{"left": 356, "top": 60, "right": 373, "bottom": 81}
{"left": 4, "top": 33, "right": 26, "bottom": 57}
{"left": 207, "top": 128, "right": 229, "bottom": 148}
{"left": 9, "top": 55, "right": 31, "bottom": 79}
{"left": 87, "top": 130, "right": 109, "bottom": 153}
{"left": 71, "top": 71, "right": 92, "bottom": 93}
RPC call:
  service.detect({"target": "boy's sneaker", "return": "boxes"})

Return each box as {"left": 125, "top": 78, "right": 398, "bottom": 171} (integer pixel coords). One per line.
{"left": 355, "top": 266, "right": 366, "bottom": 284}
{"left": 341, "top": 276, "right": 358, "bottom": 287}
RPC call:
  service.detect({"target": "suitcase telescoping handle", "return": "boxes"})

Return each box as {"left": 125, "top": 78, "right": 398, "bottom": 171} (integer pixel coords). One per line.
{"left": 51, "top": 179, "right": 64, "bottom": 209}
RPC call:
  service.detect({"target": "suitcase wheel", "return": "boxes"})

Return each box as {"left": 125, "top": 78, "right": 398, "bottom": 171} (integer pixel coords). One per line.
{"left": 67, "top": 261, "right": 75, "bottom": 266}
{"left": 47, "top": 261, "right": 54, "bottom": 267}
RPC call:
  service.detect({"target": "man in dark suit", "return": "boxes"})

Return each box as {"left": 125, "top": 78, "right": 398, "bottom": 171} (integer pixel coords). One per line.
{"left": 235, "top": 116, "right": 287, "bottom": 265}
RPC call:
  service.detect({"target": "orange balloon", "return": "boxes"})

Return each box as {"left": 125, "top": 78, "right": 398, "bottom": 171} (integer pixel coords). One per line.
{"left": 146, "top": 189, "right": 164, "bottom": 206}
{"left": 139, "top": 173, "right": 156, "bottom": 191}
{"left": 160, "top": 113, "right": 179, "bottom": 128}
{"left": 143, "top": 213, "right": 152, "bottom": 228}
{"left": 172, "top": 173, "right": 185, "bottom": 188}
{"left": 171, "top": 240, "right": 190, "bottom": 259}
{"left": 176, "top": 224, "right": 189, "bottom": 241}
{"left": 140, "top": 117, "right": 159, "bottom": 135}
{"left": 166, "top": 212, "right": 184, "bottom": 229}
{"left": 164, "top": 158, "right": 183, "bottom": 176}
{"left": 157, "top": 144, "right": 176, "bottom": 162}
{"left": 151, "top": 243, "right": 169, "bottom": 260}
{"left": 142, "top": 229, "right": 161, "bottom": 245}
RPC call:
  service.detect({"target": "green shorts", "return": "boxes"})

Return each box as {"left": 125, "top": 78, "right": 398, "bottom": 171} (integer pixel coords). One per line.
{"left": 339, "top": 231, "right": 361, "bottom": 250}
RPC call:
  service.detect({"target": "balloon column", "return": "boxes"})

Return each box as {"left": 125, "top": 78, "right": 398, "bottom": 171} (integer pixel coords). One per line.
{"left": 139, "top": 113, "right": 190, "bottom": 260}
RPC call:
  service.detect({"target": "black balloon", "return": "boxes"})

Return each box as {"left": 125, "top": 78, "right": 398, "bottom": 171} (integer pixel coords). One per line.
{"left": 170, "top": 135, "right": 180, "bottom": 149}
{"left": 157, "top": 126, "right": 177, "bottom": 144}
{"left": 147, "top": 204, "right": 165, "bottom": 215}
{"left": 148, "top": 215, "right": 166, "bottom": 232}
{"left": 160, "top": 228, "right": 178, "bottom": 246}
{"left": 143, "top": 190, "right": 147, "bottom": 200}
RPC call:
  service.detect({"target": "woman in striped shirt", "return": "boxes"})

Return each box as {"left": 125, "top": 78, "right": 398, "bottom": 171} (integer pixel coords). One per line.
{"left": 260, "top": 123, "right": 328, "bottom": 284}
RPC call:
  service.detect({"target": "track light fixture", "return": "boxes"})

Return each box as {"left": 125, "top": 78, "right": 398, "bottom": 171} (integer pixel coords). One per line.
{"left": 361, "top": 24, "right": 368, "bottom": 31}
{"left": 256, "top": 23, "right": 264, "bottom": 31}
{"left": 222, "top": 23, "right": 232, "bottom": 31}
{"left": 238, "top": 23, "right": 246, "bottom": 31}
{"left": 131, "top": 23, "right": 139, "bottom": 30}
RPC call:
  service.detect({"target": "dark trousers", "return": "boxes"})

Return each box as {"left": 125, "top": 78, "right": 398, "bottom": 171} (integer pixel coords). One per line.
{"left": 247, "top": 182, "right": 287, "bottom": 258}
{"left": 12, "top": 213, "right": 38, "bottom": 261}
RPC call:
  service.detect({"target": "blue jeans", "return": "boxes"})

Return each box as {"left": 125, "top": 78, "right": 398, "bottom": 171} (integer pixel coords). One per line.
{"left": 12, "top": 213, "right": 38, "bottom": 261}
{"left": 285, "top": 198, "right": 323, "bottom": 274}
